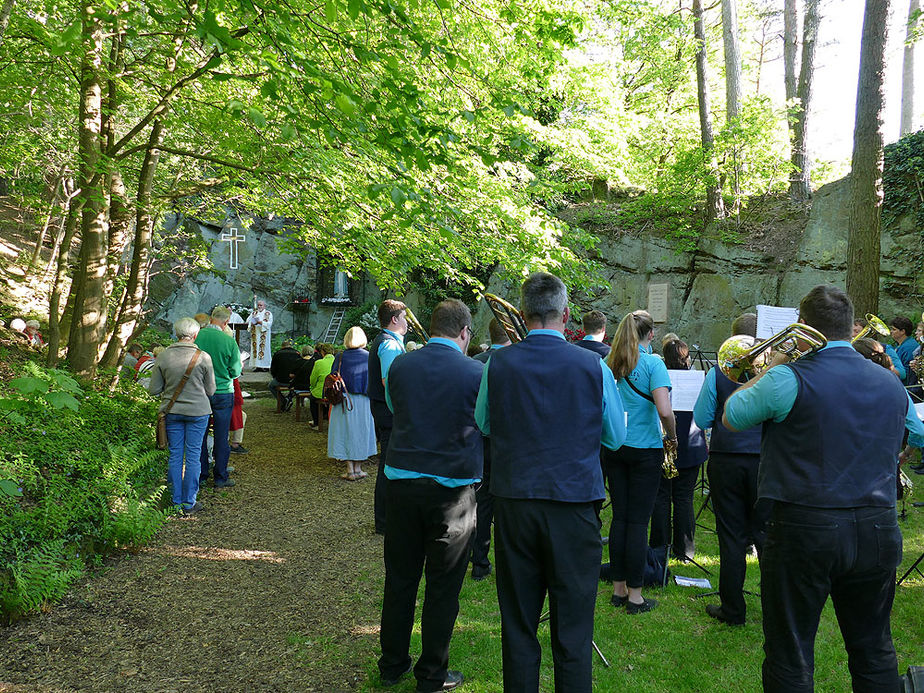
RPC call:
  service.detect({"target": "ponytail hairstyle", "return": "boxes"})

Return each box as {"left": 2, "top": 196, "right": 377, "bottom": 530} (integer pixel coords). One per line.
{"left": 607, "top": 310, "right": 654, "bottom": 380}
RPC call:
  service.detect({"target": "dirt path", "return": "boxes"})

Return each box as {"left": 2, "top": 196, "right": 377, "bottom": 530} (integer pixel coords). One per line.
{"left": 0, "top": 400, "right": 385, "bottom": 692}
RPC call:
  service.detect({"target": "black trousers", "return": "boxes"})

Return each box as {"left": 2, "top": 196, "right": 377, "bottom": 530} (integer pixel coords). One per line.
{"left": 470, "top": 447, "right": 494, "bottom": 571}
{"left": 603, "top": 445, "right": 662, "bottom": 588}
{"left": 649, "top": 464, "right": 700, "bottom": 559}
{"left": 708, "top": 453, "right": 768, "bottom": 623}
{"left": 371, "top": 400, "right": 393, "bottom": 534}
{"left": 494, "top": 497, "right": 602, "bottom": 693}
{"left": 761, "top": 503, "right": 902, "bottom": 693}
{"left": 379, "top": 479, "right": 475, "bottom": 693}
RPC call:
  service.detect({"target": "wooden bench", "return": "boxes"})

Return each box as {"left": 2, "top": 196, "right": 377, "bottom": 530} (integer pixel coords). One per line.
{"left": 275, "top": 385, "right": 293, "bottom": 413}
{"left": 294, "top": 393, "right": 330, "bottom": 430}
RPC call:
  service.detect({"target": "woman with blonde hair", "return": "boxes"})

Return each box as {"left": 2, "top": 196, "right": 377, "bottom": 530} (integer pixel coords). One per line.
{"left": 328, "top": 327, "right": 378, "bottom": 480}
{"left": 604, "top": 310, "right": 677, "bottom": 614}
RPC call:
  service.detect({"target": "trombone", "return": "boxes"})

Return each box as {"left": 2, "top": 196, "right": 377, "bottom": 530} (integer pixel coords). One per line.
{"left": 717, "top": 323, "right": 827, "bottom": 383}
{"left": 482, "top": 293, "right": 528, "bottom": 343}
{"left": 851, "top": 313, "right": 889, "bottom": 343}
{"left": 404, "top": 306, "right": 429, "bottom": 343}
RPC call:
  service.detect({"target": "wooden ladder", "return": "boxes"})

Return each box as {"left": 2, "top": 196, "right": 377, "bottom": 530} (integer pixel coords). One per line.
{"left": 322, "top": 308, "right": 346, "bottom": 343}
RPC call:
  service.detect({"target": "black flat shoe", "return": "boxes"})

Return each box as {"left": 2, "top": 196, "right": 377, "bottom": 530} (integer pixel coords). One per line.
{"left": 380, "top": 664, "right": 412, "bottom": 687}
{"left": 626, "top": 597, "right": 658, "bottom": 614}
{"left": 610, "top": 594, "right": 628, "bottom": 607}
{"left": 417, "top": 670, "right": 464, "bottom": 692}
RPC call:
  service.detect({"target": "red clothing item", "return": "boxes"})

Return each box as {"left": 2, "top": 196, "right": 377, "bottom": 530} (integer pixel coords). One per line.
{"left": 230, "top": 378, "right": 244, "bottom": 431}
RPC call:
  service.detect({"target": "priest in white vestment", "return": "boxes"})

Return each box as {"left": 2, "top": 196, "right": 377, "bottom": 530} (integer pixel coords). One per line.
{"left": 247, "top": 300, "right": 273, "bottom": 370}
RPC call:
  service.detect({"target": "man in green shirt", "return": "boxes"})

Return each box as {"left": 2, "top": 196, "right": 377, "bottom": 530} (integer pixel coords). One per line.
{"left": 196, "top": 306, "right": 243, "bottom": 488}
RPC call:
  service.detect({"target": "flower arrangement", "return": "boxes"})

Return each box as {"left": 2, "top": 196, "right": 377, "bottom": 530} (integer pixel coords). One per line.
{"left": 564, "top": 327, "right": 586, "bottom": 343}
{"left": 224, "top": 302, "right": 252, "bottom": 320}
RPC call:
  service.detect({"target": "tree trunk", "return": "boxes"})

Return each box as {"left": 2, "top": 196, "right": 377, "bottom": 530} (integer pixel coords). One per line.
{"left": 45, "top": 178, "right": 77, "bottom": 277}
{"left": 846, "top": 0, "right": 891, "bottom": 317}
{"left": 100, "top": 121, "right": 164, "bottom": 369}
{"left": 0, "top": 0, "right": 15, "bottom": 48}
{"left": 67, "top": 1, "right": 109, "bottom": 378}
{"left": 722, "top": 0, "right": 742, "bottom": 123}
{"left": 789, "top": 0, "right": 820, "bottom": 201}
{"left": 722, "top": 0, "right": 743, "bottom": 211}
{"left": 901, "top": 0, "right": 919, "bottom": 136}
{"left": 27, "top": 166, "right": 65, "bottom": 274}
{"left": 693, "top": 0, "right": 725, "bottom": 222}
{"left": 46, "top": 196, "right": 82, "bottom": 368}
{"left": 784, "top": 0, "right": 800, "bottom": 102}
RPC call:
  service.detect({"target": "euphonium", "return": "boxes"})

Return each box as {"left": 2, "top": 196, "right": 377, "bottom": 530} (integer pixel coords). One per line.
{"left": 717, "top": 323, "right": 827, "bottom": 383}
{"left": 851, "top": 313, "right": 889, "bottom": 343}
{"left": 662, "top": 437, "right": 679, "bottom": 479}
{"left": 482, "top": 293, "right": 528, "bottom": 343}
{"left": 899, "top": 467, "right": 914, "bottom": 500}
{"left": 404, "top": 307, "right": 429, "bottom": 342}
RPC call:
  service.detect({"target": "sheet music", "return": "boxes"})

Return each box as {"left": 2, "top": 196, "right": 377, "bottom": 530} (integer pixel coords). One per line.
{"left": 914, "top": 402, "right": 924, "bottom": 421}
{"left": 667, "top": 369, "right": 705, "bottom": 412}
{"left": 756, "top": 305, "right": 800, "bottom": 339}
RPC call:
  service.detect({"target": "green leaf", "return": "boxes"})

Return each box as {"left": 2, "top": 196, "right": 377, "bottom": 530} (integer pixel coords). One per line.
{"left": 280, "top": 123, "right": 297, "bottom": 141}
{"left": 247, "top": 107, "right": 267, "bottom": 128}
{"left": 390, "top": 186, "right": 407, "bottom": 205}
{"left": 10, "top": 377, "right": 48, "bottom": 395}
{"left": 45, "top": 392, "right": 80, "bottom": 411}
{"left": 420, "top": 42, "right": 431, "bottom": 59}
{"left": 335, "top": 94, "right": 356, "bottom": 116}
{"left": 0, "top": 480, "right": 22, "bottom": 498}
{"left": 348, "top": 0, "right": 364, "bottom": 20}
{"left": 325, "top": 0, "right": 338, "bottom": 23}
{"left": 445, "top": 53, "right": 457, "bottom": 70}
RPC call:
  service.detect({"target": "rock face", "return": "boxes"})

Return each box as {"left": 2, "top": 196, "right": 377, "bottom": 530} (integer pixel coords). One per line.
{"left": 519, "top": 177, "right": 920, "bottom": 352}
{"left": 151, "top": 177, "right": 920, "bottom": 353}
{"left": 150, "top": 214, "right": 377, "bottom": 343}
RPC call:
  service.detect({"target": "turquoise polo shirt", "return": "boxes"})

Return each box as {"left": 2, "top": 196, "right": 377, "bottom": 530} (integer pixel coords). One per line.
{"left": 378, "top": 328, "right": 405, "bottom": 378}
{"left": 618, "top": 344, "right": 672, "bottom": 448}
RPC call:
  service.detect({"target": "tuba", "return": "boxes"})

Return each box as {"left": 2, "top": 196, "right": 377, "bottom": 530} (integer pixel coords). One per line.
{"left": 482, "top": 293, "right": 528, "bottom": 343}
{"left": 717, "top": 323, "right": 827, "bottom": 383}
{"left": 404, "top": 307, "right": 429, "bottom": 343}
{"left": 851, "top": 313, "right": 889, "bottom": 343}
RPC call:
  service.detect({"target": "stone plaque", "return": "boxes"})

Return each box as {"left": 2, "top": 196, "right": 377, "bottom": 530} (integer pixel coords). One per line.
{"left": 647, "top": 282, "right": 670, "bottom": 323}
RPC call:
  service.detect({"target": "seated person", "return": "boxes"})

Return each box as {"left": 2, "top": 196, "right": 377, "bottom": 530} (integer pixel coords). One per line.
{"left": 309, "top": 344, "right": 336, "bottom": 429}
{"left": 23, "top": 320, "right": 44, "bottom": 347}
{"left": 269, "top": 339, "right": 303, "bottom": 402}
{"left": 291, "top": 345, "right": 320, "bottom": 419}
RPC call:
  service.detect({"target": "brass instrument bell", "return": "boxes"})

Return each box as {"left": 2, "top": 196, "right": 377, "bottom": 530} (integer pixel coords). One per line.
{"left": 403, "top": 306, "right": 429, "bottom": 342}
{"left": 482, "top": 293, "right": 528, "bottom": 343}
{"left": 717, "top": 323, "right": 827, "bottom": 383}
{"left": 851, "top": 313, "right": 889, "bottom": 343}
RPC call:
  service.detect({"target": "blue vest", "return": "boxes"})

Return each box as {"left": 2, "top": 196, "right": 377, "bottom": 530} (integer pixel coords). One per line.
{"left": 709, "top": 367, "right": 762, "bottom": 454}
{"left": 386, "top": 342, "right": 484, "bottom": 480}
{"left": 760, "top": 347, "right": 907, "bottom": 507}
{"left": 574, "top": 339, "right": 610, "bottom": 358}
{"left": 366, "top": 331, "right": 398, "bottom": 402}
{"left": 488, "top": 334, "right": 605, "bottom": 502}
{"left": 676, "top": 411, "right": 707, "bottom": 468}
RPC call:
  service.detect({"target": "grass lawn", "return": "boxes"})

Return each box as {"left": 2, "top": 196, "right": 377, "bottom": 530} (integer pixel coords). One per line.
{"left": 358, "top": 486, "right": 924, "bottom": 692}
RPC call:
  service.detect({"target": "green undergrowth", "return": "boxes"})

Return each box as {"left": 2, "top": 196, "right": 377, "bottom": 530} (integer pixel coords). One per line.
{"left": 0, "top": 353, "right": 168, "bottom": 623}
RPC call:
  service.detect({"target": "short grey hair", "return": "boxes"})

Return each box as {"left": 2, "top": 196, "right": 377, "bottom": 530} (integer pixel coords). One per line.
{"left": 520, "top": 272, "right": 567, "bottom": 325}
{"left": 174, "top": 317, "right": 201, "bottom": 340}
{"left": 211, "top": 305, "right": 232, "bottom": 322}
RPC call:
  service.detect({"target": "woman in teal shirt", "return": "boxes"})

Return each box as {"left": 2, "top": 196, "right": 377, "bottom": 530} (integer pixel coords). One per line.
{"left": 604, "top": 310, "right": 677, "bottom": 614}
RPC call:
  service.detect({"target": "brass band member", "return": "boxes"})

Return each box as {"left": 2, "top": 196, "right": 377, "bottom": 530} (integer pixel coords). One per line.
{"left": 723, "top": 286, "right": 924, "bottom": 691}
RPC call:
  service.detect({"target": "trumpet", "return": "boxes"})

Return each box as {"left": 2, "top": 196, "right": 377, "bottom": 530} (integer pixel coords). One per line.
{"left": 404, "top": 306, "right": 429, "bottom": 343}
{"left": 717, "top": 323, "right": 827, "bottom": 383}
{"left": 662, "top": 437, "right": 679, "bottom": 479}
{"left": 482, "top": 292, "right": 528, "bottom": 343}
{"left": 851, "top": 313, "right": 889, "bottom": 343}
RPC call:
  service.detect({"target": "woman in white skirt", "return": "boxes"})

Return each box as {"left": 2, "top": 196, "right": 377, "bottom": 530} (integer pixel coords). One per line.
{"left": 328, "top": 327, "right": 378, "bottom": 480}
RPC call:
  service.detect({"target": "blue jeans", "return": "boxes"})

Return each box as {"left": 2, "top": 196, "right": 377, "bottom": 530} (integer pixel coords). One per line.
{"left": 165, "top": 413, "right": 210, "bottom": 508}
{"left": 200, "top": 391, "right": 234, "bottom": 483}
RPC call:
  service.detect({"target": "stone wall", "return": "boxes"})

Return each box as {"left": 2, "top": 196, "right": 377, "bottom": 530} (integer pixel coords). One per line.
{"left": 151, "top": 177, "right": 921, "bottom": 352}
{"left": 477, "top": 178, "right": 921, "bottom": 351}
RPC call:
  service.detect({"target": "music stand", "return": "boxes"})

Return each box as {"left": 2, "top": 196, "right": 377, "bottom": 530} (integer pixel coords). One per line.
{"left": 538, "top": 610, "right": 610, "bottom": 668}
{"left": 897, "top": 551, "right": 924, "bottom": 586}
{"left": 689, "top": 344, "right": 716, "bottom": 372}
